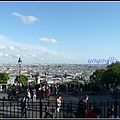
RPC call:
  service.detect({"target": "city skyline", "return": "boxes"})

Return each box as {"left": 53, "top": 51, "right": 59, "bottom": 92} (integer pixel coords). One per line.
{"left": 0, "top": 1, "right": 120, "bottom": 64}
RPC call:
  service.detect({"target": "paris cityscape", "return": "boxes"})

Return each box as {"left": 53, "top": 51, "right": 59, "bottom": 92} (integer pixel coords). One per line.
{"left": 1, "top": 1, "right": 120, "bottom": 119}
{"left": 0, "top": 61, "right": 107, "bottom": 86}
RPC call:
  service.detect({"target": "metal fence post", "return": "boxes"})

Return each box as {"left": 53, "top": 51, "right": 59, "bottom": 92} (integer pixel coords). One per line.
{"left": 62, "top": 100, "right": 64, "bottom": 117}
{"left": 32, "top": 97, "right": 33, "bottom": 118}
{"left": 114, "top": 96, "right": 117, "bottom": 118}
{"left": 67, "top": 102, "right": 68, "bottom": 118}
{"left": 3, "top": 97, "right": 5, "bottom": 118}
{"left": 10, "top": 99, "right": 11, "bottom": 117}
{"left": 40, "top": 98, "right": 42, "bottom": 118}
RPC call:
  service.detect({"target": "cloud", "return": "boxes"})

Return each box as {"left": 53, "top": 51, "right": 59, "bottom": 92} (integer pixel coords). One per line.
{"left": 0, "top": 53, "right": 3, "bottom": 57}
{"left": 17, "top": 46, "right": 29, "bottom": 52}
{"left": 43, "top": 51, "right": 56, "bottom": 55}
{"left": 0, "top": 53, "right": 11, "bottom": 58}
{"left": 12, "top": 12, "right": 38, "bottom": 25}
{"left": 8, "top": 46, "right": 14, "bottom": 51}
{"left": 0, "top": 45, "right": 6, "bottom": 50}
{"left": 4, "top": 53, "right": 9, "bottom": 57}
{"left": 39, "top": 38, "right": 60, "bottom": 44}
{"left": 0, "top": 35, "right": 72, "bottom": 64}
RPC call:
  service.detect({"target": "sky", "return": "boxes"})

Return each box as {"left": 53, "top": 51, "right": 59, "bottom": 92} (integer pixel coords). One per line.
{"left": 0, "top": 1, "right": 120, "bottom": 64}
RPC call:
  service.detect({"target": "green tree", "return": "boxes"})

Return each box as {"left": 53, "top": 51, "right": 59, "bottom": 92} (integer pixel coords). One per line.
{"left": 90, "top": 62, "right": 120, "bottom": 85}
{"left": 15, "top": 74, "right": 28, "bottom": 85}
{"left": 0, "top": 72, "right": 10, "bottom": 84}
{"left": 32, "top": 73, "right": 39, "bottom": 84}
{"left": 101, "top": 61, "right": 120, "bottom": 85}
{"left": 90, "top": 69, "right": 106, "bottom": 84}
{"left": 30, "top": 81, "right": 36, "bottom": 87}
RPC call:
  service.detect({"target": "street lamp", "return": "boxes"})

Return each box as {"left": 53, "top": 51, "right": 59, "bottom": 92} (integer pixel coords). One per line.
{"left": 18, "top": 57, "right": 22, "bottom": 75}
{"left": 18, "top": 57, "right": 22, "bottom": 89}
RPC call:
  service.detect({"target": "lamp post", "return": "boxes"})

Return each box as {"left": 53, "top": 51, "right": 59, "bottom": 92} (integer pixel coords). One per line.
{"left": 18, "top": 57, "right": 22, "bottom": 88}
{"left": 18, "top": 57, "right": 22, "bottom": 75}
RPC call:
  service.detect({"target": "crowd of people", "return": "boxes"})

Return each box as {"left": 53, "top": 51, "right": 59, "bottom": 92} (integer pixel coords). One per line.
{"left": 4, "top": 82, "right": 120, "bottom": 118}
{"left": 65, "top": 82, "right": 120, "bottom": 96}
{"left": 7, "top": 85, "right": 19, "bottom": 100}
{"left": 5, "top": 81, "right": 120, "bottom": 102}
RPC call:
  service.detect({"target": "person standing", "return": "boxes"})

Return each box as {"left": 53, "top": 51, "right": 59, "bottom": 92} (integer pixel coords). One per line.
{"left": 117, "top": 84, "right": 120, "bottom": 93}
{"left": 55, "top": 85, "right": 59, "bottom": 95}
{"left": 21, "top": 97, "right": 26, "bottom": 116}
{"left": 56, "top": 94, "right": 62, "bottom": 113}
{"left": 15, "top": 88, "right": 19, "bottom": 100}
{"left": 44, "top": 102, "right": 53, "bottom": 118}
{"left": 25, "top": 89, "right": 31, "bottom": 101}
{"left": 107, "top": 105, "right": 115, "bottom": 118}
{"left": 47, "top": 86, "right": 51, "bottom": 100}
{"left": 32, "top": 88, "right": 36, "bottom": 102}
{"left": 75, "top": 95, "right": 89, "bottom": 118}
{"left": 21, "top": 97, "right": 29, "bottom": 118}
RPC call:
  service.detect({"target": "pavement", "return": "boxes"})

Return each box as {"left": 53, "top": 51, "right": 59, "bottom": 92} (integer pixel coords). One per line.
{"left": 0, "top": 91, "right": 118, "bottom": 102}
{"left": 49, "top": 91, "right": 118, "bottom": 102}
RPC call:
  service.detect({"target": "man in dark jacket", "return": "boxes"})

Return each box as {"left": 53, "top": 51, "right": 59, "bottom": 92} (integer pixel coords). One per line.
{"left": 75, "top": 95, "right": 89, "bottom": 118}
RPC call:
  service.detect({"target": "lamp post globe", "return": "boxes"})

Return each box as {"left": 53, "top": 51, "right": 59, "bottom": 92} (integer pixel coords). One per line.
{"left": 18, "top": 57, "right": 22, "bottom": 63}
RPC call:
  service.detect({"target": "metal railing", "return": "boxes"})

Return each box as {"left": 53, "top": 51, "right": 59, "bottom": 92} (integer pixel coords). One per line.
{"left": 0, "top": 96, "right": 119, "bottom": 118}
